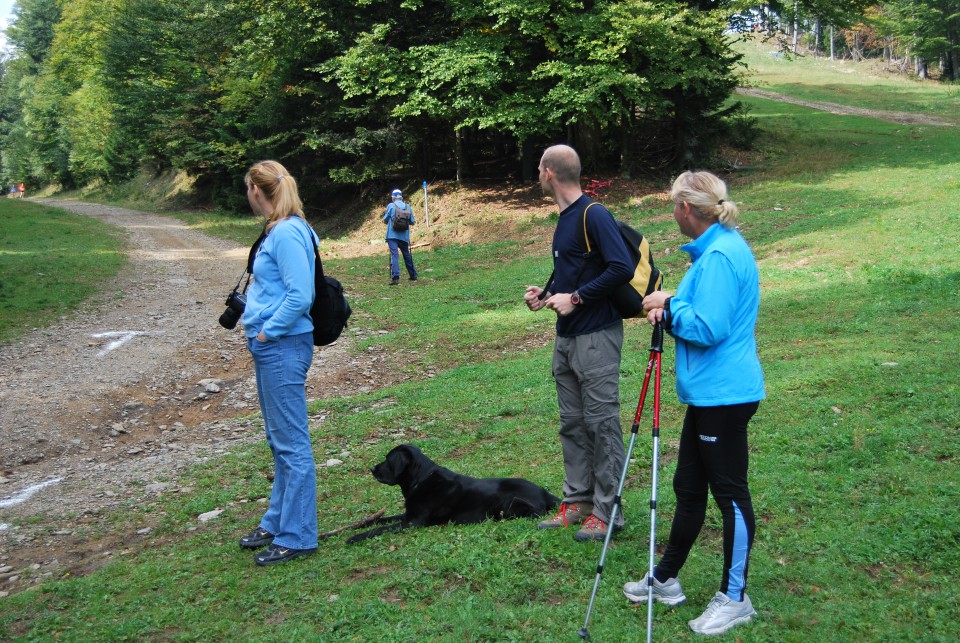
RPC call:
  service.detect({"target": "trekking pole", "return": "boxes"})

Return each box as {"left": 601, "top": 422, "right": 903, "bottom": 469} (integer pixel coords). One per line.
{"left": 645, "top": 321, "right": 664, "bottom": 643}
{"left": 578, "top": 321, "right": 664, "bottom": 640}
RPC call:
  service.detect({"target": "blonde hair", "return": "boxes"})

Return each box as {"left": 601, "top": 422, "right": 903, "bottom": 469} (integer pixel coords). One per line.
{"left": 670, "top": 171, "right": 739, "bottom": 229}
{"left": 541, "top": 145, "right": 581, "bottom": 185}
{"left": 244, "top": 160, "right": 305, "bottom": 232}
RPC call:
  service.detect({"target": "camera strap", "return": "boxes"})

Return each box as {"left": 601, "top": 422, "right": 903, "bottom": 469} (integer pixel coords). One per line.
{"left": 232, "top": 227, "right": 267, "bottom": 295}
{"left": 230, "top": 269, "right": 251, "bottom": 295}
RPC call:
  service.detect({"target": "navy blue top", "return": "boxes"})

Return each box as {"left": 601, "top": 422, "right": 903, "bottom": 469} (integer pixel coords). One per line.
{"left": 550, "top": 195, "right": 633, "bottom": 337}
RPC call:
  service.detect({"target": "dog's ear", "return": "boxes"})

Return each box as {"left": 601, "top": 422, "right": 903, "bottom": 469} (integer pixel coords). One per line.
{"left": 382, "top": 445, "right": 412, "bottom": 482}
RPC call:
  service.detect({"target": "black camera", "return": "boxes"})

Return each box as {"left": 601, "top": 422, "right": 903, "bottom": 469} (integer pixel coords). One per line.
{"left": 219, "top": 291, "right": 247, "bottom": 329}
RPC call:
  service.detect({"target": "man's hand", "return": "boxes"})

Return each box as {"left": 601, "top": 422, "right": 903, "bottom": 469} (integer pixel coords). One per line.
{"left": 544, "top": 293, "right": 576, "bottom": 317}
{"left": 524, "top": 286, "right": 547, "bottom": 311}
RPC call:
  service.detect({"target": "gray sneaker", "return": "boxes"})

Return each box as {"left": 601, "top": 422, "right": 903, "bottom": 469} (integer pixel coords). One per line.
{"left": 623, "top": 573, "right": 686, "bottom": 606}
{"left": 688, "top": 592, "right": 756, "bottom": 636}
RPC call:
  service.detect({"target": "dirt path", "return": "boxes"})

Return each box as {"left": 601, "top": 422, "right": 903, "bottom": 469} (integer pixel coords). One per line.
{"left": 736, "top": 87, "right": 957, "bottom": 127}
{"left": 0, "top": 201, "right": 396, "bottom": 596}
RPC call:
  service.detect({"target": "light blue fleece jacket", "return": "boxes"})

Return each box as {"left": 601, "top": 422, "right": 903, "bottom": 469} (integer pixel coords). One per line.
{"left": 383, "top": 199, "right": 415, "bottom": 242}
{"left": 668, "top": 223, "right": 765, "bottom": 406}
{"left": 242, "top": 217, "right": 318, "bottom": 341}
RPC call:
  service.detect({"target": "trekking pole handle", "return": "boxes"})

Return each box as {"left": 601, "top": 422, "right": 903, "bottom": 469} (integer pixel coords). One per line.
{"left": 651, "top": 320, "right": 664, "bottom": 353}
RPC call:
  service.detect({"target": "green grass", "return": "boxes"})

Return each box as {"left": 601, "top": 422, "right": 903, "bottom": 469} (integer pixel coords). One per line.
{"left": 736, "top": 35, "right": 960, "bottom": 124}
{"left": 3, "top": 66, "right": 960, "bottom": 640}
{"left": 0, "top": 200, "right": 126, "bottom": 343}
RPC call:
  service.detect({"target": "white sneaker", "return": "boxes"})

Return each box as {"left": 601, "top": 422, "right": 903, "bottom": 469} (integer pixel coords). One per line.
{"left": 622, "top": 573, "right": 686, "bottom": 606}
{"left": 688, "top": 592, "right": 756, "bottom": 636}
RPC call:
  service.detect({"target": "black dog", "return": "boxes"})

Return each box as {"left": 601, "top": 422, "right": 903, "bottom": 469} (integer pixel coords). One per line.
{"left": 346, "top": 444, "right": 560, "bottom": 543}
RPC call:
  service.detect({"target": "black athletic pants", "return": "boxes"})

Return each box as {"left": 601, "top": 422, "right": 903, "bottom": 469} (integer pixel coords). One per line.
{"left": 654, "top": 401, "right": 759, "bottom": 601}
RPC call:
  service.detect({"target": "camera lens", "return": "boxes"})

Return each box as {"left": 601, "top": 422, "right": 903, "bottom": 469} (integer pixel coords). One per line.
{"left": 219, "top": 307, "right": 241, "bottom": 329}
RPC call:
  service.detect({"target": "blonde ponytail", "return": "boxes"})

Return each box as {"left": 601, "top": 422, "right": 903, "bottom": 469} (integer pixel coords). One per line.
{"left": 245, "top": 160, "right": 305, "bottom": 232}
{"left": 671, "top": 171, "right": 739, "bottom": 229}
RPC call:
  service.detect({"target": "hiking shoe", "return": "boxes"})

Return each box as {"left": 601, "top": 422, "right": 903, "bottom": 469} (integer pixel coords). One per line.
{"left": 409, "top": 275, "right": 418, "bottom": 281}
{"left": 537, "top": 502, "right": 593, "bottom": 529}
{"left": 688, "top": 592, "right": 756, "bottom": 636}
{"left": 239, "top": 527, "right": 274, "bottom": 549}
{"left": 573, "top": 514, "right": 621, "bottom": 542}
{"left": 389, "top": 277, "right": 399, "bottom": 286}
{"left": 254, "top": 544, "right": 317, "bottom": 566}
{"left": 623, "top": 573, "right": 686, "bottom": 606}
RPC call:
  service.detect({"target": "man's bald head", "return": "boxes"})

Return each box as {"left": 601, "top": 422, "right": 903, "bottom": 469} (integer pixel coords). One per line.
{"left": 540, "top": 145, "right": 581, "bottom": 186}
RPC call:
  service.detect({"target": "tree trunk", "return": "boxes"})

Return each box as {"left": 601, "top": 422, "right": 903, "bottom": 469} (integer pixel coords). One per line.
{"left": 455, "top": 128, "right": 466, "bottom": 183}
{"left": 792, "top": 0, "right": 800, "bottom": 54}
{"left": 519, "top": 139, "right": 535, "bottom": 183}
{"left": 814, "top": 18, "right": 821, "bottom": 57}
{"left": 952, "top": 42, "right": 960, "bottom": 81}
{"left": 851, "top": 32, "right": 862, "bottom": 62}
{"left": 947, "top": 27, "right": 960, "bottom": 81}
{"left": 916, "top": 56, "right": 928, "bottom": 79}
{"left": 830, "top": 25, "right": 835, "bottom": 60}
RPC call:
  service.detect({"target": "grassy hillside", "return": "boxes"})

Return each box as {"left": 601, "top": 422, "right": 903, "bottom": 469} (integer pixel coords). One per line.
{"left": 736, "top": 34, "right": 960, "bottom": 124}
{"left": 0, "top": 200, "right": 126, "bottom": 343}
{"left": 2, "top": 48, "right": 959, "bottom": 640}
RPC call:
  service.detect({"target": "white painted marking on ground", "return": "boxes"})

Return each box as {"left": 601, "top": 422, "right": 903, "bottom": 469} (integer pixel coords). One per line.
{"left": 91, "top": 331, "right": 145, "bottom": 357}
{"left": 0, "top": 523, "right": 10, "bottom": 531}
{"left": 0, "top": 477, "right": 64, "bottom": 509}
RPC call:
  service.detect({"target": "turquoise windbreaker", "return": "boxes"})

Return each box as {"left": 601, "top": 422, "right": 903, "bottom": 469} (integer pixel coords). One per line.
{"left": 668, "top": 223, "right": 765, "bottom": 406}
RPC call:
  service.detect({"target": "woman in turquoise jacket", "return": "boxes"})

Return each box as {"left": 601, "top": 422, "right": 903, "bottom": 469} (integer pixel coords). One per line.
{"left": 237, "top": 160, "right": 319, "bottom": 566}
{"left": 623, "top": 171, "right": 765, "bottom": 637}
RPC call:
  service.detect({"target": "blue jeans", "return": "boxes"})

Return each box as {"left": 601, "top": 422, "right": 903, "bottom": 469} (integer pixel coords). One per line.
{"left": 247, "top": 332, "right": 317, "bottom": 549}
{"left": 387, "top": 239, "right": 417, "bottom": 279}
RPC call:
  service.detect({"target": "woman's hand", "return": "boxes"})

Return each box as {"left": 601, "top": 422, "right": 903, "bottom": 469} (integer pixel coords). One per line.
{"left": 642, "top": 290, "right": 673, "bottom": 312}
{"left": 646, "top": 308, "right": 665, "bottom": 325}
{"left": 257, "top": 331, "right": 268, "bottom": 342}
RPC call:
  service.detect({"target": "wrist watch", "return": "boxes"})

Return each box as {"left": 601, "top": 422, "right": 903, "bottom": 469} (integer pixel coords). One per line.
{"left": 570, "top": 291, "right": 582, "bottom": 306}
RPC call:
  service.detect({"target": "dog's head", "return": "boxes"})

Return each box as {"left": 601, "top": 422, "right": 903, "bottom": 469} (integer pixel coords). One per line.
{"left": 371, "top": 444, "right": 434, "bottom": 491}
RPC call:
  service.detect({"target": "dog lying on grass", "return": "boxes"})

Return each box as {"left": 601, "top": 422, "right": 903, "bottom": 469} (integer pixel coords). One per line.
{"left": 346, "top": 444, "right": 560, "bottom": 543}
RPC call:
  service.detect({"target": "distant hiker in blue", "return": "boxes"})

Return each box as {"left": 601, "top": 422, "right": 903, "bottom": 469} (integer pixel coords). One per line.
{"left": 383, "top": 188, "right": 418, "bottom": 286}
{"left": 623, "top": 171, "right": 765, "bottom": 637}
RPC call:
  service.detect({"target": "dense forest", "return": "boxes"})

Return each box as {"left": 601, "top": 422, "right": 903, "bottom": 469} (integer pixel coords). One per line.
{"left": 0, "top": 0, "right": 955, "bottom": 211}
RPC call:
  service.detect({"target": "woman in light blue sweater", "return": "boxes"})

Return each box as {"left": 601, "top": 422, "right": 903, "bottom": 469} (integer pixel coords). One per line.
{"left": 237, "top": 160, "right": 319, "bottom": 566}
{"left": 624, "top": 171, "right": 765, "bottom": 637}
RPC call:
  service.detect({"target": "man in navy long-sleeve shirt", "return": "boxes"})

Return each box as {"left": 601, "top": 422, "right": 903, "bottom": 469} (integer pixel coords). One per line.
{"left": 524, "top": 144, "right": 633, "bottom": 542}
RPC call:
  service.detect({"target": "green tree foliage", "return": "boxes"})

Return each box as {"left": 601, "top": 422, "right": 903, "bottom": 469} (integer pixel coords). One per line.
{"left": 5, "top": 0, "right": 60, "bottom": 70}
{"left": 873, "top": 0, "right": 960, "bottom": 79}
{"left": 0, "top": 0, "right": 748, "bottom": 205}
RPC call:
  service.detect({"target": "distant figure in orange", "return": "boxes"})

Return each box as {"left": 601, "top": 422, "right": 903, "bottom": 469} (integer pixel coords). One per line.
{"left": 17, "top": 183, "right": 25, "bottom": 198}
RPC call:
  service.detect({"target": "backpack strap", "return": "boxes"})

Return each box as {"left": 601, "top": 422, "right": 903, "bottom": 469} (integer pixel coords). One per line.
{"left": 297, "top": 218, "right": 329, "bottom": 300}
{"left": 575, "top": 201, "right": 605, "bottom": 287}
{"left": 581, "top": 202, "right": 601, "bottom": 254}
{"left": 541, "top": 201, "right": 603, "bottom": 299}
